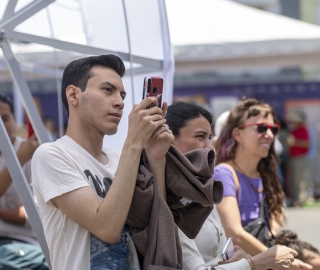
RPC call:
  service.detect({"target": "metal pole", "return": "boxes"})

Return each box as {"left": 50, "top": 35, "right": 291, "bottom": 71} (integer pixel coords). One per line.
{"left": 1, "top": 39, "right": 50, "bottom": 145}
{"left": 0, "top": 118, "right": 51, "bottom": 269}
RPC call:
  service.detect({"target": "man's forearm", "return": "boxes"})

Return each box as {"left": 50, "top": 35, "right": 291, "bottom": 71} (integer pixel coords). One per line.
{"left": 96, "top": 142, "right": 144, "bottom": 239}
{"left": 50, "top": 142, "right": 148, "bottom": 244}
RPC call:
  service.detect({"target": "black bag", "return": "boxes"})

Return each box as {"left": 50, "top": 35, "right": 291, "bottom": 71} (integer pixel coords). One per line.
{"left": 0, "top": 242, "right": 49, "bottom": 270}
{"left": 243, "top": 195, "right": 275, "bottom": 248}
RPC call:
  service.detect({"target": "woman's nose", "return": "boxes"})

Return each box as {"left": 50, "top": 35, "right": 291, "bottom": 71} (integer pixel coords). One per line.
{"left": 265, "top": 128, "right": 275, "bottom": 139}
{"left": 206, "top": 140, "right": 215, "bottom": 151}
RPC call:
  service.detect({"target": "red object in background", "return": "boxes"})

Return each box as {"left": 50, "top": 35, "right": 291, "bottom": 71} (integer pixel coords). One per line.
{"left": 26, "top": 117, "right": 35, "bottom": 138}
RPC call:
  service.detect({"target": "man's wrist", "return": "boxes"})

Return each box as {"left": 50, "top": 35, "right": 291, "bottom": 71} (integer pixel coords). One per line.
{"left": 122, "top": 140, "right": 144, "bottom": 153}
{"left": 145, "top": 151, "right": 166, "bottom": 163}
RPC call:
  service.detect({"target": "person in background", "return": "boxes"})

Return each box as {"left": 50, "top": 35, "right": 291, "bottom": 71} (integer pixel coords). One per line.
{"left": 275, "top": 230, "right": 320, "bottom": 270}
{"left": 43, "top": 116, "right": 58, "bottom": 141}
{"left": 277, "top": 118, "right": 290, "bottom": 198}
{"left": 215, "top": 98, "right": 285, "bottom": 254}
{"left": 286, "top": 111, "right": 310, "bottom": 207}
{"left": 306, "top": 124, "right": 317, "bottom": 204}
{"left": 0, "top": 94, "right": 39, "bottom": 246}
{"left": 165, "top": 102, "right": 311, "bottom": 270}
{"left": 213, "top": 111, "right": 230, "bottom": 149}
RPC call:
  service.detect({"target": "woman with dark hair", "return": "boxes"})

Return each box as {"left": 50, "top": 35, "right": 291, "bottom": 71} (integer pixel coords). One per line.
{"left": 275, "top": 230, "right": 320, "bottom": 270}
{"left": 165, "top": 102, "right": 311, "bottom": 270}
{"left": 214, "top": 98, "right": 285, "bottom": 255}
{"left": 165, "top": 102, "right": 213, "bottom": 154}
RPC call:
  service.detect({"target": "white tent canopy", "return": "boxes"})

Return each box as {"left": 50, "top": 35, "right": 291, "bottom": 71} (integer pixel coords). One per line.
{"left": 0, "top": 0, "right": 174, "bottom": 148}
{"left": 0, "top": 0, "right": 173, "bottom": 266}
{"left": 165, "top": 0, "right": 320, "bottom": 73}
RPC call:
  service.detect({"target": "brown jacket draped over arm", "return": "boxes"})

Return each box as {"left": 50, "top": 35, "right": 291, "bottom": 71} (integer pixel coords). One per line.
{"left": 126, "top": 145, "right": 223, "bottom": 269}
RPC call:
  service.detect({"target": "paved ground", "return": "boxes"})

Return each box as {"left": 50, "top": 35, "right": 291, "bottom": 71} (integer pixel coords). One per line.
{"left": 282, "top": 204, "right": 320, "bottom": 251}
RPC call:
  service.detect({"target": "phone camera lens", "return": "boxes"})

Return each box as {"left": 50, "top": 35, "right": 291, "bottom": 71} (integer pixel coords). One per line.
{"left": 152, "top": 87, "right": 157, "bottom": 94}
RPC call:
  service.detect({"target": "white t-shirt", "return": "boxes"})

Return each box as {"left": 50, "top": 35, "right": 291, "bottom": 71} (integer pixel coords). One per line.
{"left": 32, "top": 135, "right": 130, "bottom": 270}
{"left": 0, "top": 136, "right": 38, "bottom": 245}
{"left": 179, "top": 206, "right": 250, "bottom": 270}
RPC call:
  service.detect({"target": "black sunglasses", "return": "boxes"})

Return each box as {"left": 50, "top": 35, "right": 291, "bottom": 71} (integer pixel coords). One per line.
{"left": 238, "top": 123, "right": 280, "bottom": 135}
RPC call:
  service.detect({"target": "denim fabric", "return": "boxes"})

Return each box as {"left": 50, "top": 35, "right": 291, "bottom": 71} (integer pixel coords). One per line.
{"left": 90, "top": 225, "right": 129, "bottom": 270}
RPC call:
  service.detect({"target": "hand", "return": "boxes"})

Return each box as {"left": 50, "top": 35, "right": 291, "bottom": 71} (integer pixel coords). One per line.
{"left": 126, "top": 97, "right": 166, "bottom": 149}
{"left": 253, "top": 245, "right": 298, "bottom": 270}
{"left": 289, "top": 259, "right": 313, "bottom": 270}
{"left": 16, "top": 134, "right": 40, "bottom": 165}
{"left": 144, "top": 102, "right": 174, "bottom": 160}
{"left": 218, "top": 246, "right": 249, "bottom": 265}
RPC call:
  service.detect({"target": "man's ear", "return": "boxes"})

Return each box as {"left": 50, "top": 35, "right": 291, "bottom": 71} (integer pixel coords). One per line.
{"left": 66, "top": 85, "right": 80, "bottom": 107}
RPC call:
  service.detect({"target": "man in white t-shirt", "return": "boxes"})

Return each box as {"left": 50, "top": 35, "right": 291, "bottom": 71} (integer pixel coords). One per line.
{"left": 0, "top": 94, "right": 39, "bottom": 245}
{"left": 32, "top": 54, "right": 174, "bottom": 270}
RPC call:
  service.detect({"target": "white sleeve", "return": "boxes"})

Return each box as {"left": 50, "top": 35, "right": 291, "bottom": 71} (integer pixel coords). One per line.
{"left": 179, "top": 228, "right": 209, "bottom": 270}
{"left": 179, "top": 228, "right": 251, "bottom": 270}
{"left": 214, "top": 259, "right": 251, "bottom": 270}
{"left": 31, "top": 143, "right": 90, "bottom": 204}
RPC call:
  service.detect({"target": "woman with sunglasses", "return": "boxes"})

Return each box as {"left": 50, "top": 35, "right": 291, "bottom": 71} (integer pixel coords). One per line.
{"left": 166, "top": 101, "right": 311, "bottom": 270}
{"left": 215, "top": 98, "right": 285, "bottom": 256}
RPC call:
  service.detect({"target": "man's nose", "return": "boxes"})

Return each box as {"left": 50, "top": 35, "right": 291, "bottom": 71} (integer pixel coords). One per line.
{"left": 114, "top": 95, "right": 124, "bottom": 109}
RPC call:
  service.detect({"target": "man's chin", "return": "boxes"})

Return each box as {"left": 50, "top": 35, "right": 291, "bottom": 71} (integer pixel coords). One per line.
{"left": 104, "top": 127, "right": 118, "bottom": 136}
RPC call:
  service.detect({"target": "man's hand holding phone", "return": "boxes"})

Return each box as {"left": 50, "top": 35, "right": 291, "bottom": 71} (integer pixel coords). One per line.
{"left": 141, "top": 76, "right": 173, "bottom": 158}
{"left": 127, "top": 97, "right": 166, "bottom": 149}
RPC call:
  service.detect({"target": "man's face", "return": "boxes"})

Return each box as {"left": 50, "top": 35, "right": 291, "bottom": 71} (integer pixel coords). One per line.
{"left": 0, "top": 101, "right": 16, "bottom": 142}
{"left": 76, "top": 66, "right": 126, "bottom": 135}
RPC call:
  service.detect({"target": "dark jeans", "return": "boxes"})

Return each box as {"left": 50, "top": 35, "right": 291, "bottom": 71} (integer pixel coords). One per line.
{"left": 0, "top": 237, "right": 26, "bottom": 246}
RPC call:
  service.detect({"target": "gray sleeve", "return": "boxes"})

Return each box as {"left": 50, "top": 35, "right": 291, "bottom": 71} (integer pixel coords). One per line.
{"left": 213, "top": 259, "right": 250, "bottom": 270}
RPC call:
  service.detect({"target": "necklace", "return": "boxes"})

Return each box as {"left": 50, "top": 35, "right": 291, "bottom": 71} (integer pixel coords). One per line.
{"left": 232, "top": 160, "right": 263, "bottom": 193}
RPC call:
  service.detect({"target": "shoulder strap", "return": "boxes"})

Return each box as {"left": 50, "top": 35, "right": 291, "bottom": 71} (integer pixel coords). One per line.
{"left": 259, "top": 194, "right": 265, "bottom": 218}
{"left": 260, "top": 194, "right": 275, "bottom": 239}
{"left": 217, "top": 162, "right": 239, "bottom": 197}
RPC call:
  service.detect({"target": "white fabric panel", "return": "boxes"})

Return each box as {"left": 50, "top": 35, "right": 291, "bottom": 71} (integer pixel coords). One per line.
{"left": 165, "top": 0, "right": 320, "bottom": 72}
{"left": 166, "top": 0, "right": 320, "bottom": 45}
{"left": 0, "top": 0, "right": 174, "bottom": 151}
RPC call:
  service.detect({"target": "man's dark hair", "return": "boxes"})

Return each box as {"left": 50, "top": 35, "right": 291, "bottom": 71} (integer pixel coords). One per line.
{"left": 0, "top": 94, "right": 14, "bottom": 115}
{"left": 61, "top": 54, "right": 126, "bottom": 114}
{"left": 165, "top": 102, "right": 212, "bottom": 137}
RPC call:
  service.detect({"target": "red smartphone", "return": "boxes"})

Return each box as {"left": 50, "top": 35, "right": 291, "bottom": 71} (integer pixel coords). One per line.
{"left": 142, "top": 76, "right": 163, "bottom": 108}
{"left": 26, "top": 117, "right": 34, "bottom": 138}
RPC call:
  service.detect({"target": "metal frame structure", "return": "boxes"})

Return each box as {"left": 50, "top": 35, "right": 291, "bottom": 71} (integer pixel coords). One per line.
{"left": 0, "top": 0, "right": 172, "bottom": 268}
